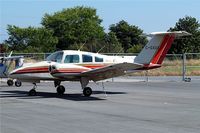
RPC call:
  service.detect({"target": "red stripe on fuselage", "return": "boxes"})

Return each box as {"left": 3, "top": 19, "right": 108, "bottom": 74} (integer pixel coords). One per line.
{"left": 13, "top": 64, "right": 108, "bottom": 75}
{"left": 80, "top": 64, "right": 107, "bottom": 69}
{"left": 51, "top": 68, "right": 89, "bottom": 74}
{"left": 13, "top": 67, "right": 49, "bottom": 74}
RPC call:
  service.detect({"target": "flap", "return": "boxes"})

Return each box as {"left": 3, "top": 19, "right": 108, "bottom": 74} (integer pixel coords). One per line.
{"left": 80, "top": 63, "right": 143, "bottom": 81}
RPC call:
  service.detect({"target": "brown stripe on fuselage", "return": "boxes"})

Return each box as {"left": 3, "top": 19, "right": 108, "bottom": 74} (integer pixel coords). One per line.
{"left": 13, "top": 66, "right": 49, "bottom": 74}
{"left": 78, "top": 64, "right": 110, "bottom": 69}
{"left": 51, "top": 68, "right": 89, "bottom": 74}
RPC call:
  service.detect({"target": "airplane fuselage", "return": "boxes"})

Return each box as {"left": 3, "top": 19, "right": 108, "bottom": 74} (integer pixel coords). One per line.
{"left": 9, "top": 50, "right": 136, "bottom": 82}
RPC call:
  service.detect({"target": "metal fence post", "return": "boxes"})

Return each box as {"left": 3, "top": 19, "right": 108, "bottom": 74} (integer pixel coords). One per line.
{"left": 182, "top": 53, "right": 186, "bottom": 81}
{"left": 145, "top": 70, "right": 149, "bottom": 82}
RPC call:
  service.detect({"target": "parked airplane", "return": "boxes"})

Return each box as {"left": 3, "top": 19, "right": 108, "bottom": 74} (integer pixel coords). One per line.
{"left": 9, "top": 31, "right": 190, "bottom": 96}
{"left": 0, "top": 52, "right": 24, "bottom": 86}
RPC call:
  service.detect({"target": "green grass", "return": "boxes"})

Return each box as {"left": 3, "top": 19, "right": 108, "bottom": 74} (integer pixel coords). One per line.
{"left": 130, "top": 59, "right": 200, "bottom": 76}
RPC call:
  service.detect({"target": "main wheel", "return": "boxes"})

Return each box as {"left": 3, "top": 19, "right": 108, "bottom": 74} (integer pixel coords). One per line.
{"left": 15, "top": 81, "right": 22, "bottom": 87}
{"left": 29, "top": 89, "right": 36, "bottom": 96}
{"left": 83, "top": 87, "right": 92, "bottom": 97}
{"left": 7, "top": 79, "right": 14, "bottom": 86}
{"left": 57, "top": 85, "right": 65, "bottom": 95}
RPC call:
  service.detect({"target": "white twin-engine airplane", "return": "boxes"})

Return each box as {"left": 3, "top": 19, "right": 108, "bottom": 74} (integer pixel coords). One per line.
{"left": 9, "top": 31, "right": 190, "bottom": 96}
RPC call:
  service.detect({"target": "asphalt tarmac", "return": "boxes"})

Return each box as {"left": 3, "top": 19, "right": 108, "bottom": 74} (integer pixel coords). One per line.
{"left": 0, "top": 80, "right": 200, "bottom": 133}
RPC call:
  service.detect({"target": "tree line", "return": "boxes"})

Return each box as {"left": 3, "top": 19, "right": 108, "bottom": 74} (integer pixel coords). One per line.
{"left": 3, "top": 6, "right": 200, "bottom": 54}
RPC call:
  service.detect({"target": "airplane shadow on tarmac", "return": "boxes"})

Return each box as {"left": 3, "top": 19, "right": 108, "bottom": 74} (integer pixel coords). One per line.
{"left": 0, "top": 90, "right": 127, "bottom": 101}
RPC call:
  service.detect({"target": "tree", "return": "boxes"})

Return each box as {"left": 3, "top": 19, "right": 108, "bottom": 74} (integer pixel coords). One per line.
{"left": 41, "top": 6, "right": 105, "bottom": 50}
{"left": 0, "top": 43, "right": 7, "bottom": 53}
{"left": 169, "top": 16, "right": 200, "bottom": 53}
{"left": 67, "top": 32, "right": 123, "bottom": 53}
{"left": 109, "top": 20, "right": 147, "bottom": 53}
{"left": 103, "top": 32, "right": 123, "bottom": 53}
{"left": 6, "top": 25, "right": 58, "bottom": 52}
{"left": 127, "top": 45, "right": 143, "bottom": 53}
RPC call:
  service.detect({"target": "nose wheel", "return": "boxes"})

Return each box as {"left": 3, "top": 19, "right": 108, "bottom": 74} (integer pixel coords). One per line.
{"left": 29, "top": 89, "right": 36, "bottom": 96}
{"left": 56, "top": 85, "right": 65, "bottom": 95}
{"left": 83, "top": 87, "right": 92, "bottom": 97}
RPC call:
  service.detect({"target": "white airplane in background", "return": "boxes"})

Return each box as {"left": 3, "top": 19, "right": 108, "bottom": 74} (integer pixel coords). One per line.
{"left": 0, "top": 52, "right": 24, "bottom": 87}
{"left": 9, "top": 31, "right": 190, "bottom": 96}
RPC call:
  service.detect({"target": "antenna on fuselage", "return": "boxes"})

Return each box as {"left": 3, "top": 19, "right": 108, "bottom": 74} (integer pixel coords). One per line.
{"left": 97, "top": 45, "right": 105, "bottom": 54}
{"left": 78, "top": 42, "right": 86, "bottom": 51}
{"left": 114, "top": 48, "right": 124, "bottom": 56}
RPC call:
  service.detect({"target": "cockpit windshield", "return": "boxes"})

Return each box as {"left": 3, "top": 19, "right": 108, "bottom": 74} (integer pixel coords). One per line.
{"left": 46, "top": 51, "right": 63, "bottom": 63}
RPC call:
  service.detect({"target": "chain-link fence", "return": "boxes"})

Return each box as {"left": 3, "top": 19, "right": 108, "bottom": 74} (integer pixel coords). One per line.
{"left": 184, "top": 53, "right": 200, "bottom": 81}
{"left": 1, "top": 52, "right": 200, "bottom": 82}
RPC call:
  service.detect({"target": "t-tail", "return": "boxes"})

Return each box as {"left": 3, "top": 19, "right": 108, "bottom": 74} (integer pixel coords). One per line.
{"left": 134, "top": 31, "right": 191, "bottom": 69}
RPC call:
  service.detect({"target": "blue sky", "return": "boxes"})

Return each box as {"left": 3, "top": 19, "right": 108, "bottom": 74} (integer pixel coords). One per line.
{"left": 0, "top": 0, "right": 200, "bottom": 43}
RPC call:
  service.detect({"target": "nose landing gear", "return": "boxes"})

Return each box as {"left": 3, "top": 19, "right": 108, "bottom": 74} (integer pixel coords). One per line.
{"left": 28, "top": 83, "right": 37, "bottom": 96}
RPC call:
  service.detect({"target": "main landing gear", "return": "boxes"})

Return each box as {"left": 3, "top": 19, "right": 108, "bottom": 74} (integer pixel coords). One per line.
{"left": 54, "top": 81, "right": 65, "bottom": 95}
{"left": 56, "top": 85, "right": 65, "bottom": 95}
{"left": 83, "top": 87, "right": 92, "bottom": 97}
{"left": 81, "top": 77, "right": 92, "bottom": 97}
{"left": 55, "top": 85, "right": 92, "bottom": 96}
{"left": 55, "top": 78, "right": 93, "bottom": 97}
{"left": 54, "top": 79, "right": 93, "bottom": 97}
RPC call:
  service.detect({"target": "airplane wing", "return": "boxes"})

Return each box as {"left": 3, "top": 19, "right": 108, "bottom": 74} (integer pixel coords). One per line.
{"left": 1, "top": 56, "right": 23, "bottom": 61}
{"left": 80, "top": 63, "right": 143, "bottom": 81}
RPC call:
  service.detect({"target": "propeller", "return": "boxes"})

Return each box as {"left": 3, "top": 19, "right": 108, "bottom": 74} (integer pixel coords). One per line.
{"left": 48, "top": 62, "right": 57, "bottom": 73}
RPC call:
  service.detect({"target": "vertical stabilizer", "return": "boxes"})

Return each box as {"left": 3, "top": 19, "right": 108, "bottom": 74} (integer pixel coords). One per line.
{"left": 134, "top": 31, "right": 191, "bottom": 65}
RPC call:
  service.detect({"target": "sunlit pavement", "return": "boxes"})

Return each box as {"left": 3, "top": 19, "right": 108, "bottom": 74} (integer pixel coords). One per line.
{"left": 1, "top": 79, "right": 200, "bottom": 133}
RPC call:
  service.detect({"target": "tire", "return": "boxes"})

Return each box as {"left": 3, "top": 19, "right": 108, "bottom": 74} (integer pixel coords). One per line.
{"left": 29, "top": 89, "right": 36, "bottom": 96}
{"left": 184, "top": 77, "right": 191, "bottom": 82}
{"left": 15, "top": 81, "right": 22, "bottom": 87}
{"left": 57, "top": 85, "right": 65, "bottom": 95}
{"left": 7, "top": 79, "right": 14, "bottom": 86}
{"left": 83, "top": 87, "right": 92, "bottom": 97}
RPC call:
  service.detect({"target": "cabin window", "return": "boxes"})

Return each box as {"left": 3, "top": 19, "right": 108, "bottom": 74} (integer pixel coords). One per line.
{"left": 46, "top": 51, "right": 63, "bottom": 63}
{"left": 64, "top": 55, "right": 79, "bottom": 63}
{"left": 95, "top": 56, "right": 103, "bottom": 62}
{"left": 82, "top": 54, "right": 92, "bottom": 62}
